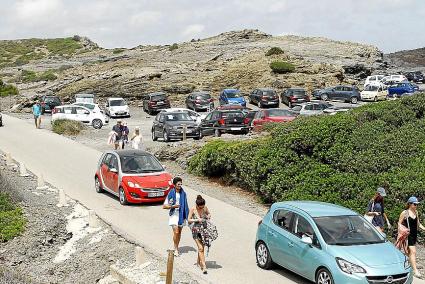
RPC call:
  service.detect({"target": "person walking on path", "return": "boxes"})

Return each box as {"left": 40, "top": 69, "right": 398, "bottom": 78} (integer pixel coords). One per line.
{"left": 112, "top": 120, "right": 123, "bottom": 150}
{"left": 32, "top": 100, "right": 42, "bottom": 129}
{"left": 163, "top": 177, "right": 189, "bottom": 257}
{"left": 130, "top": 127, "right": 142, "bottom": 149}
{"left": 365, "top": 187, "right": 391, "bottom": 232}
{"left": 398, "top": 196, "right": 425, "bottom": 278}
{"left": 188, "top": 195, "right": 211, "bottom": 274}
{"left": 121, "top": 121, "right": 129, "bottom": 149}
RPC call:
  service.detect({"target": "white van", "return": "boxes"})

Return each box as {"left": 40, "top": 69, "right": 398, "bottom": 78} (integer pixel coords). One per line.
{"left": 75, "top": 93, "right": 95, "bottom": 104}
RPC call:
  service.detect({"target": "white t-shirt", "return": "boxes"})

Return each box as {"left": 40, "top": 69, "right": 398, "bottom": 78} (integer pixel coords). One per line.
{"left": 164, "top": 192, "right": 183, "bottom": 226}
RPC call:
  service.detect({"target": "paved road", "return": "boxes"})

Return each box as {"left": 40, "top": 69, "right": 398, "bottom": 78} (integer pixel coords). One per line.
{"left": 1, "top": 114, "right": 424, "bottom": 284}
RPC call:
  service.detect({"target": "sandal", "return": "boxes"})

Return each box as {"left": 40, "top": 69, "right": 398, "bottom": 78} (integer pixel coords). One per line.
{"left": 173, "top": 250, "right": 179, "bottom": 257}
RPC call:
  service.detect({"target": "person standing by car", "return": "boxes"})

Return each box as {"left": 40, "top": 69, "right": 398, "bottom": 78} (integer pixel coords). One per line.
{"left": 163, "top": 177, "right": 189, "bottom": 257}
{"left": 188, "top": 195, "right": 212, "bottom": 274}
{"left": 32, "top": 100, "right": 42, "bottom": 129}
{"left": 112, "top": 120, "right": 123, "bottom": 150}
{"left": 398, "top": 196, "right": 425, "bottom": 278}
{"left": 121, "top": 121, "right": 129, "bottom": 149}
{"left": 365, "top": 187, "right": 391, "bottom": 232}
{"left": 130, "top": 127, "right": 142, "bottom": 149}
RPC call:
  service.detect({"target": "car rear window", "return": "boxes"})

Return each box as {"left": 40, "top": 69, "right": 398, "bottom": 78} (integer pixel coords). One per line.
{"left": 225, "top": 91, "right": 241, "bottom": 98}
{"left": 221, "top": 111, "right": 244, "bottom": 118}
{"left": 289, "top": 90, "right": 306, "bottom": 97}
{"left": 196, "top": 94, "right": 211, "bottom": 100}
{"left": 262, "top": 90, "right": 277, "bottom": 97}
{"left": 152, "top": 94, "right": 167, "bottom": 101}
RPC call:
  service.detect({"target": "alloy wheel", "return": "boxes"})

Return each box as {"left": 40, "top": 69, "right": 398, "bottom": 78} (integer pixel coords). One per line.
{"left": 119, "top": 188, "right": 128, "bottom": 205}
{"left": 163, "top": 131, "right": 169, "bottom": 142}
{"left": 92, "top": 119, "right": 102, "bottom": 129}
{"left": 316, "top": 269, "right": 333, "bottom": 284}
{"left": 95, "top": 177, "right": 103, "bottom": 193}
{"left": 321, "top": 94, "right": 328, "bottom": 101}
{"left": 152, "top": 129, "right": 157, "bottom": 141}
{"left": 256, "top": 243, "right": 268, "bottom": 266}
{"left": 351, "top": 97, "right": 358, "bottom": 104}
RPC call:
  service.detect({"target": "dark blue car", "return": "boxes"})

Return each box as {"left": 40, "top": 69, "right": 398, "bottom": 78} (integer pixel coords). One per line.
{"left": 219, "top": 89, "right": 247, "bottom": 107}
{"left": 387, "top": 83, "right": 419, "bottom": 98}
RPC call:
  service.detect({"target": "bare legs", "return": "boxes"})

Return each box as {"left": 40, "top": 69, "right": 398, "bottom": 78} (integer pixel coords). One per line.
{"left": 172, "top": 226, "right": 182, "bottom": 255}
{"left": 408, "top": 246, "right": 420, "bottom": 277}
{"left": 195, "top": 238, "right": 207, "bottom": 273}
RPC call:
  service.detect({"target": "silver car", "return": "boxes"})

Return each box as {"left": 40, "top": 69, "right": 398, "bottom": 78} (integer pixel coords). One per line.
{"left": 291, "top": 102, "right": 349, "bottom": 116}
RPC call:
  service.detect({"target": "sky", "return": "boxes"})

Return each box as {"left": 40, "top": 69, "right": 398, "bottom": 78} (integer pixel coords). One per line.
{"left": 0, "top": 0, "right": 424, "bottom": 53}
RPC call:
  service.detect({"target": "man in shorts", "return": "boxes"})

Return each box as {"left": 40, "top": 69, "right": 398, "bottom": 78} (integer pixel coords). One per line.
{"left": 112, "top": 120, "right": 123, "bottom": 150}
{"left": 32, "top": 100, "right": 42, "bottom": 129}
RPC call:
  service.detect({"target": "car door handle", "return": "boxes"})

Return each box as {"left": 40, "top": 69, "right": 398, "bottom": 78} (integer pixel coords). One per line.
{"left": 288, "top": 242, "right": 294, "bottom": 248}
{"left": 269, "top": 231, "right": 277, "bottom": 237}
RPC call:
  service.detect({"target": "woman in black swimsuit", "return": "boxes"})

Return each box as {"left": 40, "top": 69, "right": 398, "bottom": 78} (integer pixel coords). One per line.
{"left": 398, "top": 196, "right": 425, "bottom": 278}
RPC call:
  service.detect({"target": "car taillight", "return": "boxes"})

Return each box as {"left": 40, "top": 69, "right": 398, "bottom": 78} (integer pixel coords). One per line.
{"left": 218, "top": 118, "right": 225, "bottom": 125}
{"left": 261, "top": 96, "right": 268, "bottom": 100}
{"left": 290, "top": 96, "right": 296, "bottom": 102}
{"left": 209, "top": 98, "right": 214, "bottom": 102}
{"left": 149, "top": 101, "right": 156, "bottom": 105}
{"left": 306, "top": 96, "right": 311, "bottom": 101}
{"left": 243, "top": 118, "right": 250, "bottom": 125}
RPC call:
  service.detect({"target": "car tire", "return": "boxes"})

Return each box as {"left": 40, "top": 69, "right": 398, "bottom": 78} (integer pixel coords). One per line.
{"left": 256, "top": 242, "right": 273, "bottom": 270}
{"left": 95, "top": 176, "right": 104, "bottom": 193}
{"left": 214, "top": 128, "right": 221, "bottom": 137}
{"left": 374, "top": 96, "right": 378, "bottom": 102}
{"left": 321, "top": 94, "right": 328, "bottom": 101}
{"left": 152, "top": 129, "right": 157, "bottom": 141}
{"left": 350, "top": 97, "right": 358, "bottom": 104}
{"left": 119, "top": 187, "right": 128, "bottom": 205}
{"left": 163, "top": 130, "right": 170, "bottom": 142}
{"left": 316, "top": 268, "right": 334, "bottom": 284}
{"left": 92, "top": 119, "right": 103, "bottom": 129}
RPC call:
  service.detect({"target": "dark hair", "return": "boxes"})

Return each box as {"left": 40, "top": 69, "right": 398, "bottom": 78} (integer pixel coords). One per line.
{"left": 196, "top": 195, "right": 205, "bottom": 206}
{"left": 172, "top": 177, "right": 182, "bottom": 185}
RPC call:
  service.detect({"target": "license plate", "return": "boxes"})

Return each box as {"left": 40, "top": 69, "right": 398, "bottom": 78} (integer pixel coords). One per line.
{"left": 157, "top": 101, "right": 164, "bottom": 105}
{"left": 231, "top": 127, "right": 242, "bottom": 131}
{"left": 148, "top": 192, "right": 165, "bottom": 197}
{"left": 186, "top": 129, "right": 193, "bottom": 133}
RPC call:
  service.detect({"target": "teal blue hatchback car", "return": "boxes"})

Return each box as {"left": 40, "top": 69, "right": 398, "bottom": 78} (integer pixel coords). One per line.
{"left": 255, "top": 201, "right": 412, "bottom": 284}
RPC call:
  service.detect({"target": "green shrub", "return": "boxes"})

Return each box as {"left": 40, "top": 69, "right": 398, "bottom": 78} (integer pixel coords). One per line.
{"left": 188, "top": 94, "right": 425, "bottom": 230}
{"left": 52, "top": 119, "right": 85, "bottom": 135}
{"left": 0, "top": 193, "right": 25, "bottom": 242}
{"left": 0, "top": 80, "right": 19, "bottom": 97}
{"left": 169, "top": 43, "right": 178, "bottom": 51}
{"left": 270, "top": 61, "right": 295, "bottom": 73}
{"left": 21, "top": 69, "right": 57, "bottom": 82}
{"left": 113, "top": 48, "right": 126, "bottom": 54}
{"left": 266, "top": 47, "right": 284, "bottom": 56}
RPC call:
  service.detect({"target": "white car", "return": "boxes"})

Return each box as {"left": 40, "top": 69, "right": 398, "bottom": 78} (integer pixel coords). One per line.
{"left": 361, "top": 85, "right": 388, "bottom": 102}
{"left": 364, "top": 75, "right": 385, "bottom": 88}
{"left": 291, "top": 102, "right": 349, "bottom": 116}
{"left": 381, "top": 75, "right": 408, "bottom": 85}
{"left": 160, "top": 108, "right": 205, "bottom": 125}
{"left": 52, "top": 104, "right": 108, "bottom": 129}
{"left": 105, "top": 97, "right": 130, "bottom": 118}
{"left": 72, "top": 102, "right": 103, "bottom": 114}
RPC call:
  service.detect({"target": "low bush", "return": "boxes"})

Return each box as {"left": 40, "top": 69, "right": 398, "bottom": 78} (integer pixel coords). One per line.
{"left": 0, "top": 193, "right": 25, "bottom": 242}
{"left": 0, "top": 80, "right": 19, "bottom": 97}
{"left": 169, "top": 43, "right": 178, "bottom": 51}
{"left": 52, "top": 119, "right": 85, "bottom": 136}
{"left": 188, "top": 94, "right": 425, "bottom": 231}
{"left": 113, "top": 48, "right": 126, "bottom": 54}
{"left": 266, "top": 47, "right": 284, "bottom": 56}
{"left": 21, "top": 69, "right": 57, "bottom": 83}
{"left": 270, "top": 61, "right": 295, "bottom": 73}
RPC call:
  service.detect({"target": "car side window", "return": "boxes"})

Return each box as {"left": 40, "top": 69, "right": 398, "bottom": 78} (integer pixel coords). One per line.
{"left": 204, "top": 113, "right": 213, "bottom": 121}
{"left": 155, "top": 113, "right": 161, "bottom": 121}
{"left": 273, "top": 209, "right": 293, "bottom": 231}
{"left": 211, "top": 111, "right": 220, "bottom": 120}
{"left": 102, "top": 154, "right": 112, "bottom": 166}
{"left": 159, "top": 114, "right": 165, "bottom": 123}
{"left": 109, "top": 155, "right": 118, "bottom": 170}
{"left": 76, "top": 107, "right": 87, "bottom": 115}
{"left": 293, "top": 214, "right": 320, "bottom": 248}
{"left": 305, "top": 105, "right": 313, "bottom": 111}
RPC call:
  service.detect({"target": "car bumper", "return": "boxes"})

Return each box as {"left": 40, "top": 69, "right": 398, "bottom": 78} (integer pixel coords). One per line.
{"left": 168, "top": 130, "right": 200, "bottom": 139}
{"left": 332, "top": 266, "right": 412, "bottom": 284}
{"left": 218, "top": 126, "right": 249, "bottom": 133}
{"left": 110, "top": 111, "right": 130, "bottom": 117}
{"left": 361, "top": 95, "right": 377, "bottom": 101}
{"left": 194, "top": 104, "right": 214, "bottom": 110}
{"left": 150, "top": 104, "right": 170, "bottom": 111}
{"left": 125, "top": 189, "right": 169, "bottom": 203}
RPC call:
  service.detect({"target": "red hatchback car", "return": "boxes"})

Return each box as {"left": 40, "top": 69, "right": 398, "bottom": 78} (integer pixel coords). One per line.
{"left": 252, "top": 108, "right": 296, "bottom": 131}
{"left": 95, "top": 150, "right": 172, "bottom": 205}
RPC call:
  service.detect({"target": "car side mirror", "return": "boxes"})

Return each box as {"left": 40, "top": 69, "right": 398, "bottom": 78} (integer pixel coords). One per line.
{"left": 84, "top": 110, "right": 90, "bottom": 114}
{"left": 109, "top": 168, "right": 118, "bottom": 174}
{"left": 301, "top": 235, "right": 313, "bottom": 245}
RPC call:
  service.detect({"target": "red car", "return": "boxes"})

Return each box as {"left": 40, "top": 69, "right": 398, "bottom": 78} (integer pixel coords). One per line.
{"left": 95, "top": 150, "right": 172, "bottom": 205}
{"left": 252, "top": 108, "right": 296, "bottom": 131}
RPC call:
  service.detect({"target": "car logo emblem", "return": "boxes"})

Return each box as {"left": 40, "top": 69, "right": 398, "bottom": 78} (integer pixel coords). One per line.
{"left": 385, "top": 276, "right": 393, "bottom": 283}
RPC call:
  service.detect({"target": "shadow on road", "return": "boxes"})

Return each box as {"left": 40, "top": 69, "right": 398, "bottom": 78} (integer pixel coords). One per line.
{"left": 179, "top": 245, "right": 197, "bottom": 254}
{"left": 270, "top": 266, "right": 313, "bottom": 284}
{"left": 205, "top": 260, "right": 222, "bottom": 269}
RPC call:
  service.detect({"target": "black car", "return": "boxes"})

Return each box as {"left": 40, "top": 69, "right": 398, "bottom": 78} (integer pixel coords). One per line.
{"left": 151, "top": 111, "right": 200, "bottom": 142}
{"left": 248, "top": 88, "right": 279, "bottom": 108}
{"left": 199, "top": 109, "right": 250, "bottom": 137}
{"left": 41, "top": 95, "right": 61, "bottom": 114}
{"left": 185, "top": 91, "right": 214, "bottom": 111}
{"left": 318, "top": 85, "right": 361, "bottom": 104}
{"left": 142, "top": 92, "right": 170, "bottom": 115}
{"left": 404, "top": 71, "right": 425, "bottom": 83}
{"left": 280, "top": 88, "right": 310, "bottom": 108}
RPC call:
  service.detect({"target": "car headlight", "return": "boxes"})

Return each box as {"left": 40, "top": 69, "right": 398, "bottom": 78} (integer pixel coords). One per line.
{"left": 336, "top": 258, "right": 366, "bottom": 274}
{"left": 127, "top": 181, "right": 141, "bottom": 188}
{"left": 404, "top": 256, "right": 411, "bottom": 270}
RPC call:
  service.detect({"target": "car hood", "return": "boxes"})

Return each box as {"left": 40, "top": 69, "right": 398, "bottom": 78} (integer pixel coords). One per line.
{"left": 329, "top": 242, "right": 405, "bottom": 267}
{"left": 110, "top": 105, "right": 128, "bottom": 110}
{"left": 165, "top": 121, "right": 197, "bottom": 127}
{"left": 124, "top": 173, "right": 172, "bottom": 188}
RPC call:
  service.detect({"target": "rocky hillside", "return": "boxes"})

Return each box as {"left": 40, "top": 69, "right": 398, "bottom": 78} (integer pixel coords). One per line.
{"left": 386, "top": 47, "right": 425, "bottom": 68}
{"left": 0, "top": 30, "right": 385, "bottom": 105}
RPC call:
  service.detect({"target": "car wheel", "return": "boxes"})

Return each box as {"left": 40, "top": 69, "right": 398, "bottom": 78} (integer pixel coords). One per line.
{"left": 316, "top": 268, "right": 334, "bottom": 284}
{"left": 163, "top": 130, "right": 170, "bottom": 142}
{"left": 95, "top": 176, "right": 104, "bottom": 193}
{"left": 119, "top": 187, "right": 128, "bottom": 205}
{"left": 321, "top": 94, "right": 328, "bottom": 101}
{"left": 256, "top": 242, "right": 273, "bottom": 270}
{"left": 214, "top": 128, "right": 221, "bottom": 137}
{"left": 152, "top": 129, "right": 157, "bottom": 141}
{"left": 374, "top": 96, "right": 378, "bottom": 102}
{"left": 350, "top": 97, "right": 358, "bottom": 104}
{"left": 92, "top": 119, "right": 103, "bottom": 129}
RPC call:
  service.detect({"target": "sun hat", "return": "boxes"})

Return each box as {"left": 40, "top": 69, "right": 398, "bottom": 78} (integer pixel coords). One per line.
{"left": 117, "top": 119, "right": 122, "bottom": 123}
{"left": 408, "top": 196, "right": 420, "bottom": 204}
{"left": 377, "top": 187, "right": 386, "bottom": 197}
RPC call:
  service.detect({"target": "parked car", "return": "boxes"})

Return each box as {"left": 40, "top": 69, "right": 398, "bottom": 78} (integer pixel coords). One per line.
{"left": 219, "top": 89, "right": 246, "bottom": 107}
{"left": 94, "top": 150, "right": 172, "bottom": 205}
{"left": 360, "top": 85, "right": 388, "bottom": 102}
{"left": 151, "top": 111, "right": 200, "bottom": 142}
{"left": 252, "top": 109, "right": 296, "bottom": 130}
{"left": 142, "top": 92, "right": 170, "bottom": 115}
{"left": 291, "top": 102, "right": 338, "bottom": 116}
{"left": 40, "top": 95, "right": 61, "bottom": 114}
{"left": 75, "top": 93, "right": 95, "bottom": 104}
{"left": 72, "top": 102, "right": 103, "bottom": 114}
{"left": 248, "top": 88, "right": 279, "bottom": 108}
{"left": 280, "top": 88, "right": 310, "bottom": 108}
{"left": 105, "top": 97, "right": 130, "bottom": 118}
{"left": 215, "top": 104, "right": 250, "bottom": 111}
{"left": 364, "top": 75, "right": 385, "bottom": 88}
{"left": 318, "top": 85, "right": 361, "bottom": 104}
{"left": 0, "top": 112, "right": 3, "bottom": 127}
{"left": 160, "top": 108, "right": 206, "bottom": 125}
{"left": 388, "top": 82, "right": 419, "bottom": 98}
{"left": 52, "top": 104, "right": 108, "bottom": 129}
{"left": 245, "top": 110, "right": 259, "bottom": 129}
{"left": 199, "top": 109, "right": 250, "bottom": 137}
{"left": 381, "top": 75, "right": 408, "bottom": 86}
{"left": 185, "top": 91, "right": 214, "bottom": 111}
{"left": 311, "top": 89, "right": 322, "bottom": 99}
{"left": 404, "top": 71, "right": 425, "bottom": 83}
{"left": 255, "top": 201, "right": 412, "bottom": 284}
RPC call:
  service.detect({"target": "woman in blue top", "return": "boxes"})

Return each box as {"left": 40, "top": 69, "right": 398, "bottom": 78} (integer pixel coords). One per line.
{"left": 32, "top": 100, "right": 42, "bottom": 129}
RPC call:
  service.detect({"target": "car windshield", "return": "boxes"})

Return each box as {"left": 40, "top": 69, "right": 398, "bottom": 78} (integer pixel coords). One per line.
{"left": 110, "top": 100, "right": 126, "bottom": 106}
{"left": 165, "top": 113, "right": 192, "bottom": 121}
{"left": 45, "top": 97, "right": 60, "bottom": 103}
{"left": 314, "top": 215, "right": 385, "bottom": 246}
{"left": 152, "top": 94, "right": 167, "bottom": 101}
{"left": 267, "top": 109, "right": 294, "bottom": 117}
{"left": 226, "top": 91, "right": 241, "bottom": 98}
{"left": 262, "top": 90, "right": 277, "bottom": 97}
{"left": 365, "top": 85, "right": 379, "bottom": 91}
{"left": 120, "top": 154, "right": 163, "bottom": 173}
